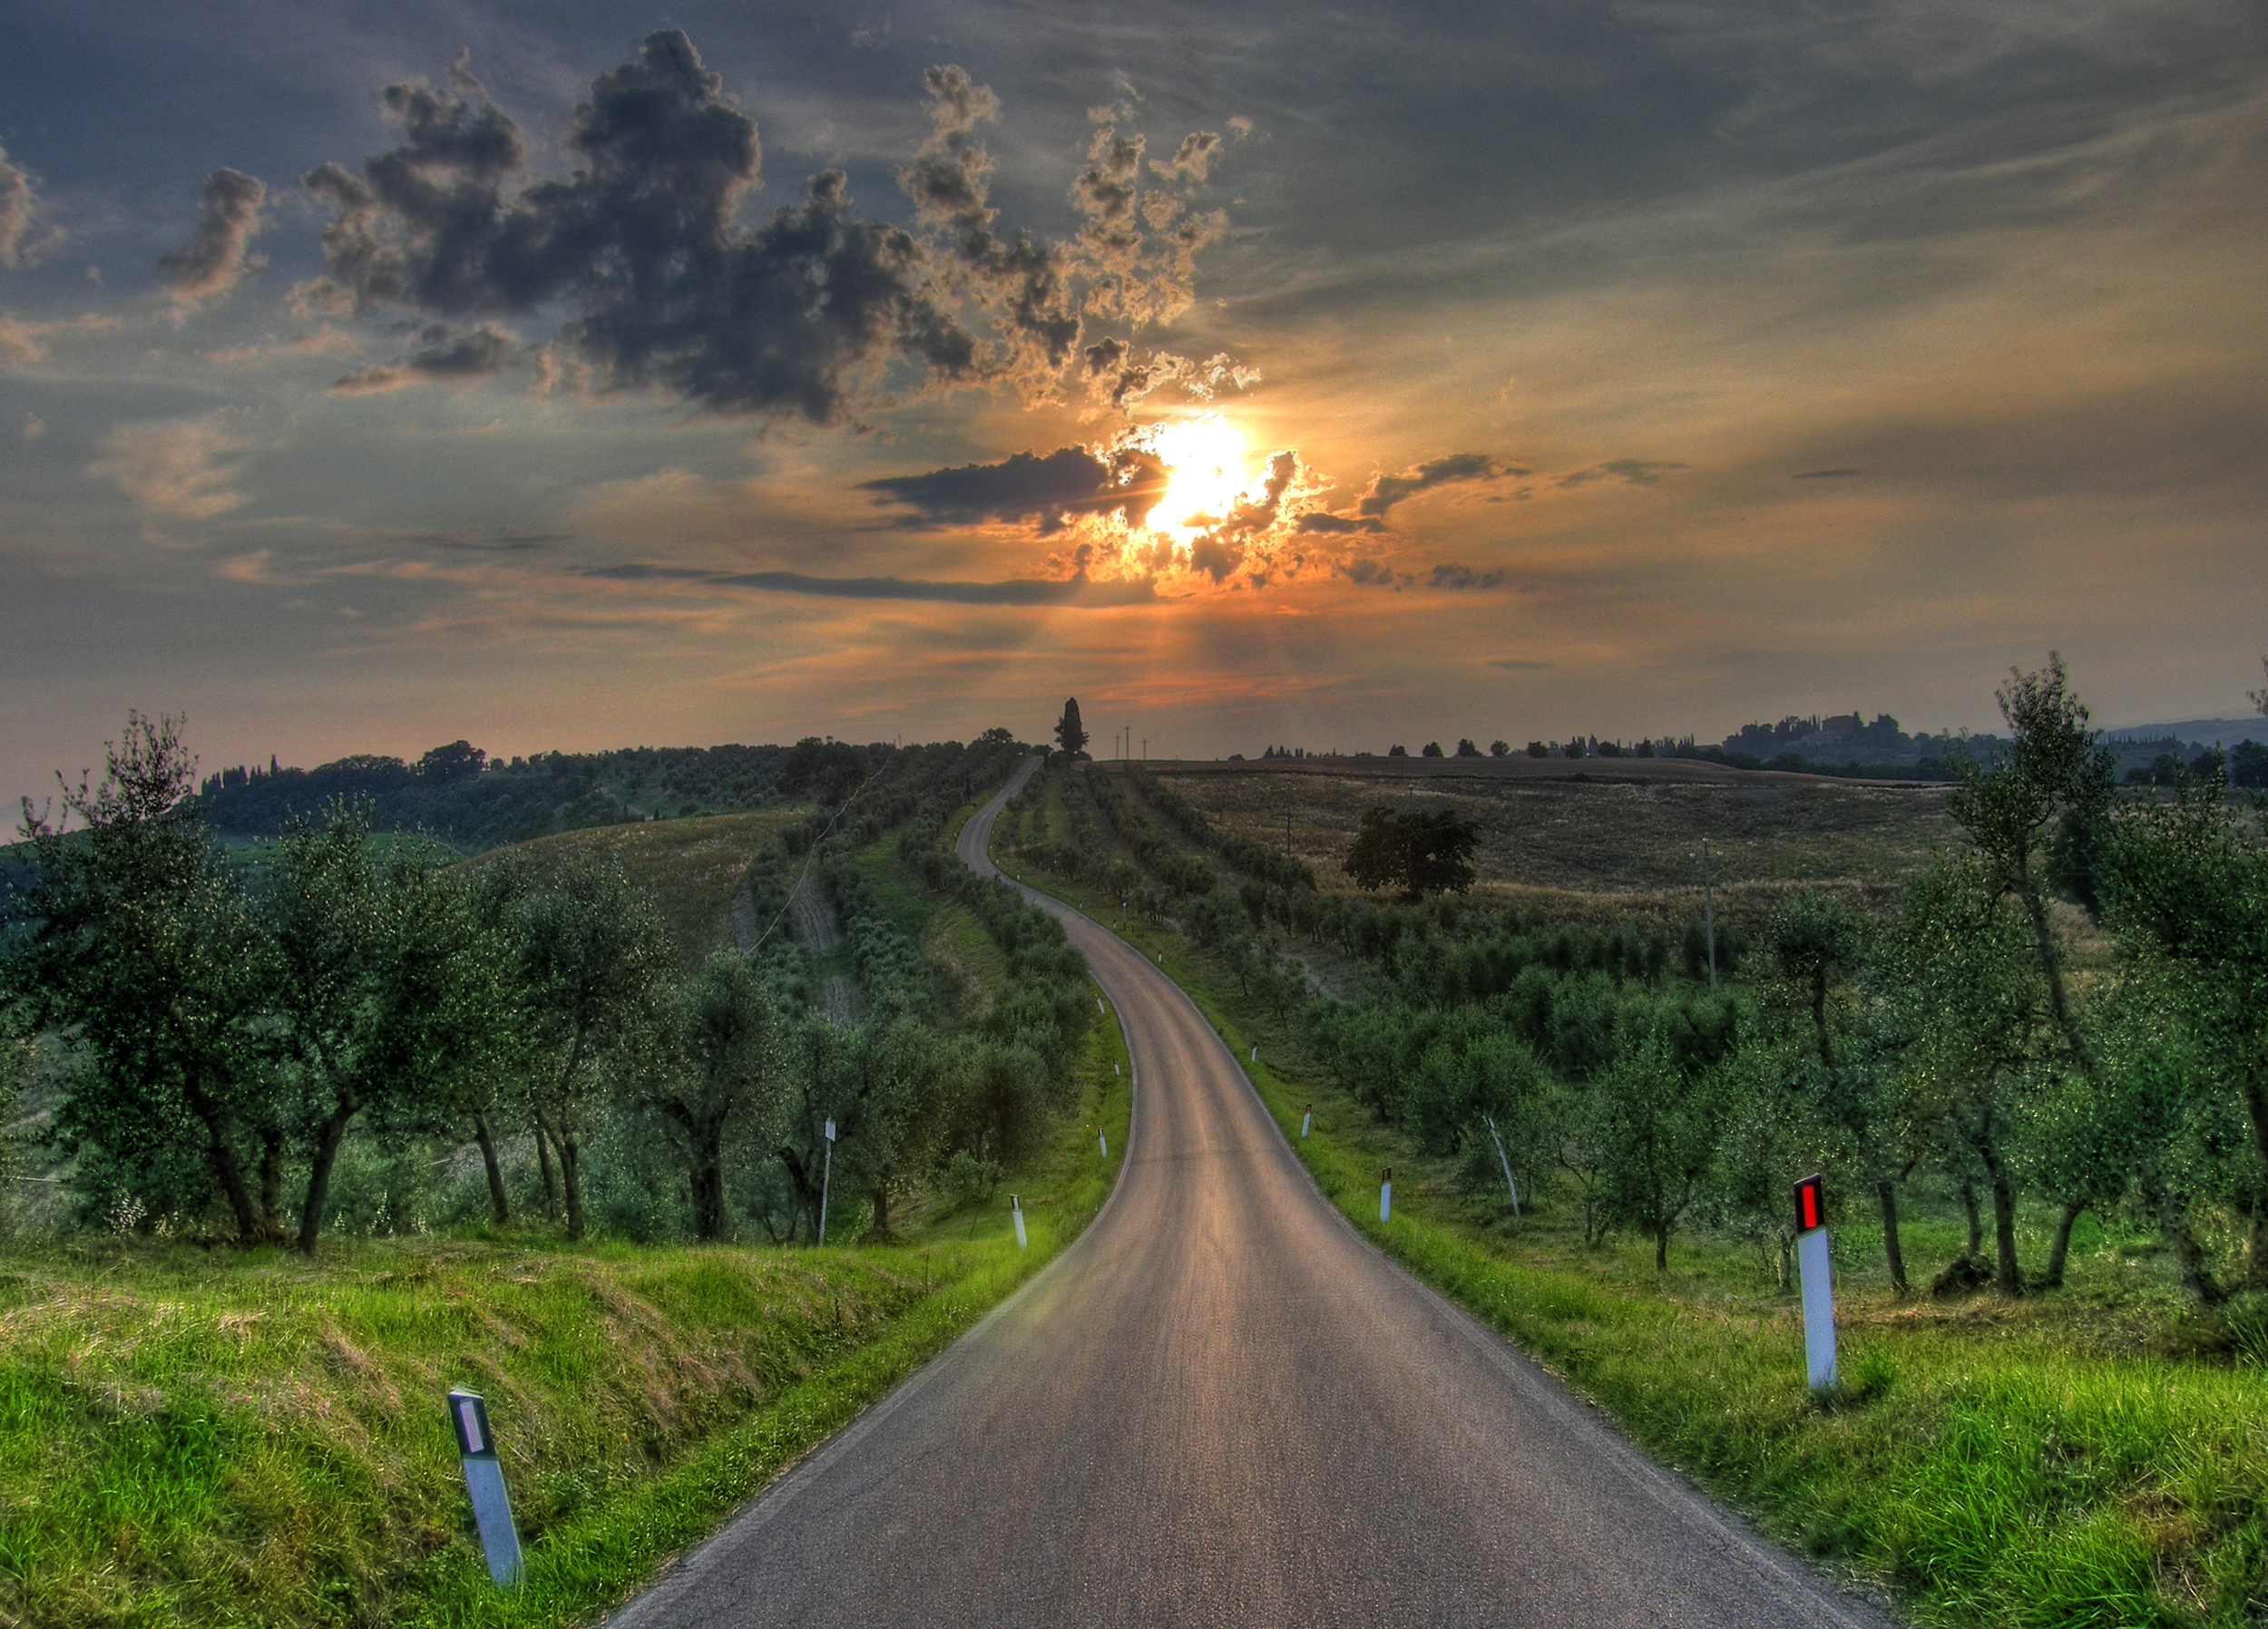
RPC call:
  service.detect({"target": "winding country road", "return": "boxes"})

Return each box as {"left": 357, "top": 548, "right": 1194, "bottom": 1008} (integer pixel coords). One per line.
{"left": 611, "top": 759, "right": 1897, "bottom": 1628}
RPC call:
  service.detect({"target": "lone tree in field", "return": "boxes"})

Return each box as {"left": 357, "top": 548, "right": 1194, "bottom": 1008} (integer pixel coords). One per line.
{"left": 1344, "top": 805, "right": 1481, "bottom": 901}
{"left": 1054, "top": 697, "right": 1089, "bottom": 760}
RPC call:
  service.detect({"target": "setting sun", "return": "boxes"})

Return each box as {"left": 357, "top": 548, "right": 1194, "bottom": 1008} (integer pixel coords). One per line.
{"left": 1145, "top": 415, "right": 1249, "bottom": 542}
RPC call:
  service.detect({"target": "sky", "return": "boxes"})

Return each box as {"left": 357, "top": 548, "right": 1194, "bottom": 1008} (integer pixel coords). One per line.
{"left": 2, "top": 0, "right": 2263, "bottom": 802}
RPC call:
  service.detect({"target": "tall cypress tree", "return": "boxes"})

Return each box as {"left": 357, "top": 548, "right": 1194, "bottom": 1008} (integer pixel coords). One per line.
{"left": 1054, "top": 697, "right": 1088, "bottom": 759}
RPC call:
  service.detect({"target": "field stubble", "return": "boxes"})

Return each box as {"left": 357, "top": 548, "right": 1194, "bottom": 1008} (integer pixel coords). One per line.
{"left": 1156, "top": 759, "right": 1960, "bottom": 910}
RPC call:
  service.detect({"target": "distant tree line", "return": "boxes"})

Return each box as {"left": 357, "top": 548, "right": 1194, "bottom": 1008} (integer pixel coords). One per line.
{"left": 182, "top": 738, "right": 885, "bottom": 855}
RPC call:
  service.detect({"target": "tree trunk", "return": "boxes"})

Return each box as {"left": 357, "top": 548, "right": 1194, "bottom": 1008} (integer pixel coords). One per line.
{"left": 259, "top": 1126, "right": 289, "bottom": 1236}
{"left": 2019, "top": 884, "right": 2092, "bottom": 1078}
{"left": 1960, "top": 1183, "right": 1983, "bottom": 1257}
{"left": 183, "top": 1071, "right": 262, "bottom": 1244}
{"left": 777, "top": 1144, "right": 824, "bottom": 1241}
{"left": 2158, "top": 1185, "right": 2224, "bottom": 1305}
{"left": 869, "top": 1178, "right": 893, "bottom": 1241}
{"left": 533, "top": 1116, "right": 558, "bottom": 1219}
{"left": 544, "top": 1030, "right": 589, "bottom": 1234}
{"left": 1655, "top": 1226, "right": 1669, "bottom": 1273}
{"left": 1979, "top": 1141, "right": 2022, "bottom": 1296}
{"left": 691, "top": 1117, "right": 725, "bottom": 1241}
{"left": 1878, "top": 1179, "right": 1909, "bottom": 1296}
{"left": 2239, "top": 1068, "right": 2268, "bottom": 1288}
{"left": 2043, "top": 1198, "right": 2085, "bottom": 1288}
{"left": 562, "top": 1135, "right": 586, "bottom": 1241}
{"left": 297, "top": 1091, "right": 360, "bottom": 1253}
{"left": 472, "top": 1110, "right": 509, "bottom": 1225}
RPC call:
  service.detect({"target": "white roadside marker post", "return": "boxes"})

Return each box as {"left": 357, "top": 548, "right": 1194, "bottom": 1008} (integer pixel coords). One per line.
{"left": 1379, "top": 1167, "right": 1393, "bottom": 1223}
{"left": 1012, "top": 1193, "right": 1028, "bottom": 1250}
{"left": 1794, "top": 1174, "right": 1836, "bottom": 1391}
{"left": 1483, "top": 1114, "right": 1520, "bottom": 1216}
{"left": 818, "top": 1119, "right": 836, "bottom": 1244}
{"left": 1099, "top": 1129, "right": 1108, "bottom": 1158}
{"left": 1250, "top": 1044, "right": 1257, "bottom": 1063}
{"left": 447, "top": 1388, "right": 523, "bottom": 1586}
{"left": 1098, "top": 997, "right": 1106, "bottom": 1013}
{"left": 1301, "top": 1105, "right": 1312, "bottom": 1140}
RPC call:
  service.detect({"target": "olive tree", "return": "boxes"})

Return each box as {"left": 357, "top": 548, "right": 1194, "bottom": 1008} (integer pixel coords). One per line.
{"left": 265, "top": 799, "right": 513, "bottom": 1250}
{"left": 1883, "top": 854, "right": 2046, "bottom": 1295}
{"left": 2101, "top": 774, "right": 2268, "bottom": 1290}
{"left": 1587, "top": 1021, "right": 1725, "bottom": 1271}
{"left": 9, "top": 715, "right": 287, "bottom": 1242}
{"left": 1945, "top": 653, "right": 2115, "bottom": 1077}
{"left": 510, "top": 857, "right": 672, "bottom": 1239}
{"left": 619, "top": 952, "right": 790, "bottom": 1241}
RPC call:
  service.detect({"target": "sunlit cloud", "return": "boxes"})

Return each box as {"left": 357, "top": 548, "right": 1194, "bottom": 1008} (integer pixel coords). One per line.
{"left": 84, "top": 416, "right": 252, "bottom": 519}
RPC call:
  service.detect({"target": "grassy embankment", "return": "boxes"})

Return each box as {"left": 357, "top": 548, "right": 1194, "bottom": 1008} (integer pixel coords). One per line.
{"left": 1006, "top": 763, "right": 2268, "bottom": 1629}
{"left": 0, "top": 806, "right": 1135, "bottom": 1629}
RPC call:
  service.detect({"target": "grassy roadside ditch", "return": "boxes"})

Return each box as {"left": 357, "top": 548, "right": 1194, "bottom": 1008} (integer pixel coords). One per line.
{"left": 997, "top": 813, "right": 2268, "bottom": 1629}
{"left": 0, "top": 940, "right": 1133, "bottom": 1626}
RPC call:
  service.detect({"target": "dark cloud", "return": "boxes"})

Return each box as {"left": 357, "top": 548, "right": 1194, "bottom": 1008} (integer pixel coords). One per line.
{"left": 862, "top": 444, "right": 1168, "bottom": 531}
{"left": 1557, "top": 458, "right": 1686, "bottom": 488}
{"left": 285, "top": 36, "right": 1235, "bottom": 424}
{"left": 900, "top": 64, "right": 1000, "bottom": 233}
{"left": 0, "top": 144, "right": 30, "bottom": 269}
{"left": 158, "top": 169, "right": 267, "bottom": 307}
{"left": 299, "top": 32, "right": 973, "bottom": 423}
{"left": 1427, "top": 562, "right": 1506, "bottom": 590}
{"left": 581, "top": 564, "right": 715, "bottom": 581}
{"left": 1296, "top": 512, "right": 1380, "bottom": 535}
{"left": 1340, "top": 559, "right": 1406, "bottom": 589}
{"left": 1793, "top": 467, "right": 1864, "bottom": 480}
{"left": 329, "top": 323, "right": 513, "bottom": 394}
{"left": 1354, "top": 453, "right": 1524, "bottom": 520}
{"left": 401, "top": 526, "right": 567, "bottom": 551}
{"left": 582, "top": 562, "right": 1156, "bottom": 606}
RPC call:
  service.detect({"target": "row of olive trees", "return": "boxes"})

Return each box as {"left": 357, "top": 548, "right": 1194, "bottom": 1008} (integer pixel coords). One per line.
{"left": 1292, "top": 656, "right": 2268, "bottom": 1302}
{"left": 8, "top": 714, "right": 1089, "bottom": 1251}
{"left": 4, "top": 714, "right": 785, "bottom": 1248}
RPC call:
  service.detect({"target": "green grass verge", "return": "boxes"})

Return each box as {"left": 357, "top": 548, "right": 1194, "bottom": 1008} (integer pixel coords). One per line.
{"left": 1000, "top": 834, "right": 2268, "bottom": 1629}
{"left": 0, "top": 991, "right": 1133, "bottom": 1629}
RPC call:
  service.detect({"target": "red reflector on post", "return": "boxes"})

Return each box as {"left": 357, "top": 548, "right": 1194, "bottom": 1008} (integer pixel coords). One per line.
{"left": 1793, "top": 1174, "right": 1824, "bottom": 1234}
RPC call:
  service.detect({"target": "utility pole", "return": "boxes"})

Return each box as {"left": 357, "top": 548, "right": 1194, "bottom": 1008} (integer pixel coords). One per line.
{"left": 1698, "top": 838, "right": 1717, "bottom": 991}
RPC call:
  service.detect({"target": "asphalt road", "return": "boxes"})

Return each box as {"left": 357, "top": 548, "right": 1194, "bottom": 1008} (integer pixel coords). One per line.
{"left": 610, "top": 759, "right": 1898, "bottom": 1629}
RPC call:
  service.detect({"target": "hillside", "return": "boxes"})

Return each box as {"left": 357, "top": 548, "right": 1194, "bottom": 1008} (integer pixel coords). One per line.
{"left": 1150, "top": 755, "right": 1962, "bottom": 898}
{"left": 191, "top": 741, "right": 816, "bottom": 855}
{"left": 459, "top": 811, "right": 806, "bottom": 972}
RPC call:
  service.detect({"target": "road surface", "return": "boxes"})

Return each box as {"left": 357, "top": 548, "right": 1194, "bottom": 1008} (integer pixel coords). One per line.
{"left": 611, "top": 758, "right": 1896, "bottom": 1628}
